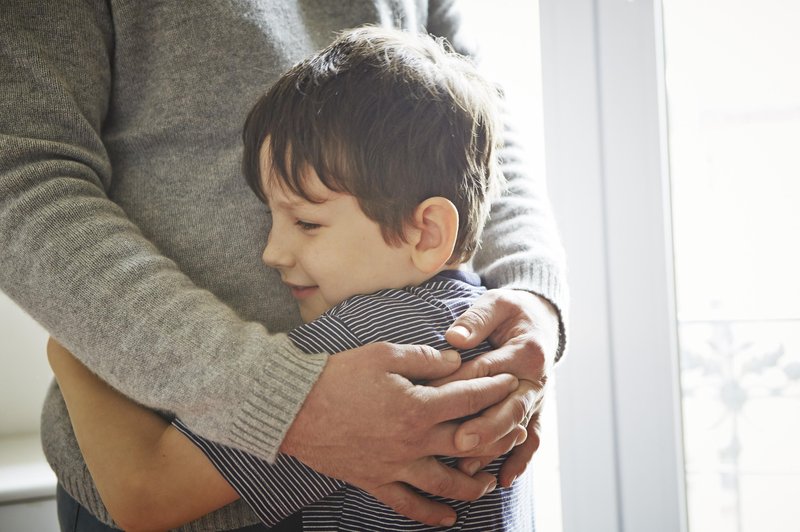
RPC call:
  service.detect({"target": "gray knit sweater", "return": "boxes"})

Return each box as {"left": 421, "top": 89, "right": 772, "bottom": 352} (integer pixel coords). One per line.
{"left": 0, "top": 1, "right": 567, "bottom": 530}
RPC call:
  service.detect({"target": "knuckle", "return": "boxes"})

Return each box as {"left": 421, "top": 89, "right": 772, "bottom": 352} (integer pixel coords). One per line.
{"left": 468, "top": 308, "right": 489, "bottom": 329}
{"left": 413, "top": 344, "right": 439, "bottom": 365}
{"left": 473, "top": 356, "right": 495, "bottom": 377}
{"left": 375, "top": 341, "right": 396, "bottom": 355}
{"left": 521, "top": 335, "right": 542, "bottom": 354}
{"left": 463, "top": 306, "right": 492, "bottom": 331}
{"left": 498, "top": 434, "right": 520, "bottom": 455}
{"left": 387, "top": 493, "right": 413, "bottom": 517}
{"left": 493, "top": 289, "right": 525, "bottom": 317}
{"left": 378, "top": 342, "right": 403, "bottom": 365}
{"left": 389, "top": 342, "right": 440, "bottom": 370}
{"left": 516, "top": 337, "right": 546, "bottom": 375}
{"left": 519, "top": 388, "right": 538, "bottom": 414}
{"left": 466, "top": 388, "right": 484, "bottom": 416}
{"left": 511, "top": 396, "right": 528, "bottom": 423}
{"left": 433, "top": 474, "right": 455, "bottom": 497}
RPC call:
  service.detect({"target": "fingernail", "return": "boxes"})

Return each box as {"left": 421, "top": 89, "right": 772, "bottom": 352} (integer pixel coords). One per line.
{"left": 444, "top": 349, "right": 460, "bottom": 363}
{"left": 439, "top": 515, "right": 456, "bottom": 527}
{"left": 509, "top": 475, "right": 518, "bottom": 486}
{"left": 459, "top": 433, "right": 480, "bottom": 450}
{"left": 464, "top": 459, "right": 482, "bottom": 476}
{"left": 449, "top": 325, "right": 471, "bottom": 340}
{"left": 484, "top": 480, "right": 497, "bottom": 495}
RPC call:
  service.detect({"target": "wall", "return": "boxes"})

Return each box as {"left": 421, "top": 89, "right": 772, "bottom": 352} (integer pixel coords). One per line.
{"left": 0, "top": 291, "right": 51, "bottom": 437}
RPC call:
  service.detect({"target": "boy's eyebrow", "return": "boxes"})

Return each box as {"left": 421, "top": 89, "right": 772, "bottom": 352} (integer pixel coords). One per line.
{"left": 270, "top": 196, "right": 329, "bottom": 210}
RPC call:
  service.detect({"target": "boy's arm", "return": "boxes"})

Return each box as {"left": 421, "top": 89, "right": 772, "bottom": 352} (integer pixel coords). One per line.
{"left": 173, "top": 420, "right": 346, "bottom": 527}
{"left": 46, "top": 339, "right": 238, "bottom": 531}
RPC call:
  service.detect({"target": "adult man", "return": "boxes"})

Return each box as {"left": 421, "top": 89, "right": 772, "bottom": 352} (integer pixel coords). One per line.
{"left": 0, "top": 1, "right": 566, "bottom": 529}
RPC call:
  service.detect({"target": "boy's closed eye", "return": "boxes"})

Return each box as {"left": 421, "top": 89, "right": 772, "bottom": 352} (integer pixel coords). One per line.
{"left": 295, "top": 220, "right": 321, "bottom": 231}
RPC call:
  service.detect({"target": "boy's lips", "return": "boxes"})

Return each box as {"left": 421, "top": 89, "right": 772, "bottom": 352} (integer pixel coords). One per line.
{"left": 285, "top": 282, "right": 318, "bottom": 300}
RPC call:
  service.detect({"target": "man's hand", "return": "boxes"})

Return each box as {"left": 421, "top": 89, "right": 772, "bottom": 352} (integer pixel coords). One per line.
{"left": 435, "top": 289, "right": 560, "bottom": 487}
{"left": 280, "top": 343, "right": 519, "bottom": 528}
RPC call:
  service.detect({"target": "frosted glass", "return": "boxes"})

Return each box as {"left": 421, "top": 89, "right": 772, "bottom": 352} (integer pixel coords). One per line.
{"left": 663, "top": 1, "right": 800, "bottom": 531}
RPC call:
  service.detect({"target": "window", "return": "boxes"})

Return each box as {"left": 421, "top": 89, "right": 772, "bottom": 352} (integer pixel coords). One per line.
{"left": 663, "top": 1, "right": 800, "bottom": 530}
{"left": 541, "top": 1, "right": 799, "bottom": 531}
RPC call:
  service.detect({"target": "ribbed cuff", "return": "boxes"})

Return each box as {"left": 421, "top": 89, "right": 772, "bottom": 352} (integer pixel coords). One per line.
{"left": 229, "top": 335, "right": 329, "bottom": 463}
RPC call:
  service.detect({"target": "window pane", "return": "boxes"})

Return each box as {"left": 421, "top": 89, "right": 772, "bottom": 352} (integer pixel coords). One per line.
{"left": 663, "top": 1, "right": 800, "bottom": 531}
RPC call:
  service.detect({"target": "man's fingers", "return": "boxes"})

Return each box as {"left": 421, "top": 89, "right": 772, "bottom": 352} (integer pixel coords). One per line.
{"left": 455, "top": 424, "right": 526, "bottom": 475}
{"left": 383, "top": 343, "right": 462, "bottom": 381}
{"left": 499, "top": 411, "right": 542, "bottom": 488}
{"left": 455, "top": 425, "right": 525, "bottom": 460}
{"left": 431, "top": 342, "right": 547, "bottom": 388}
{"left": 452, "top": 380, "right": 539, "bottom": 452}
{"left": 416, "top": 414, "right": 523, "bottom": 459}
{"left": 472, "top": 341, "right": 547, "bottom": 383}
{"left": 457, "top": 455, "right": 495, "bottom": 477}
{"left": 446, "top": 291, "right": 505, "bottom": 349}
{"left": 371, "top": 482, "right": 458, "bottom": 528}
{"left": 424, "top": 373, "right": 518, "bottom": 426}
{"left": 427, "top": 361, "right": 482, "bottom": 387}
{"left": 401, "top": 457, "right": 497, "bottom": 502}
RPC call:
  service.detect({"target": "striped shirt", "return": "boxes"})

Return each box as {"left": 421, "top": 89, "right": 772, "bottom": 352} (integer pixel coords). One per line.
{"left": 174, "top": 270, "right": 534, "bottom": 531}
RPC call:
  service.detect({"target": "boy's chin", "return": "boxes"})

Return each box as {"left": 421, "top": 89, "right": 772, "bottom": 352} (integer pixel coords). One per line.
{"left": 299, "top": 305, "right": 327, "bottom": 323}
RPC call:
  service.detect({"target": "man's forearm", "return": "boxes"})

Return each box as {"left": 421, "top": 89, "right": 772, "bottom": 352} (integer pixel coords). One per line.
{"left": 0, "top": 0, "right": 327, "bottom": 462}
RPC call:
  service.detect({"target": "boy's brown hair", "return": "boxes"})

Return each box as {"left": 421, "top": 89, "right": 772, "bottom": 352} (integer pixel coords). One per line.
{"left": 242, "top": 26, "right": 503, "bottom": 263}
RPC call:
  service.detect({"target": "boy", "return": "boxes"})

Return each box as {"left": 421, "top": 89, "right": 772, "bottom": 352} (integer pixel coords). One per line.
{"left": 48, "top": 27, "right": 534, "bottom": 530}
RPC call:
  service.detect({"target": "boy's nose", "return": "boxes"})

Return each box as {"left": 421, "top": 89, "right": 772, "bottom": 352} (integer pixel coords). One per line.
{"left": 262, "top": 234, "right": 293, "bottom": 268}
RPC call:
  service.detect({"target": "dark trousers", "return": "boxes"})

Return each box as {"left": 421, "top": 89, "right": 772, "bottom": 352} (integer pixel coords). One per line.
{"left": 56, "top": 484, "right": 301, "bottom": 531}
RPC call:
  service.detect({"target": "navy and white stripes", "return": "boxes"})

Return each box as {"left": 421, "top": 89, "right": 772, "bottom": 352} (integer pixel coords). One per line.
{"left": 173, "top": 271, "right": 534, "bottom": 531}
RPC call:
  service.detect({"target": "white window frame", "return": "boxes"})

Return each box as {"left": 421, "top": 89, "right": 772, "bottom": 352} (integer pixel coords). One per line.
{"left": 540, "top": 1, "right": 687, "bottom": 531}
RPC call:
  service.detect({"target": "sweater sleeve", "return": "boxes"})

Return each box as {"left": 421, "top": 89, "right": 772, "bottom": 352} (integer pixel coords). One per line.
{"left": 166, "top": 315, "right": 361, "bottom": 527}
{"left": 0, "top": 0, "right": 325, "bottom": 462}
{"left": 427, "top": 0, "right": 569, "bottom": 360}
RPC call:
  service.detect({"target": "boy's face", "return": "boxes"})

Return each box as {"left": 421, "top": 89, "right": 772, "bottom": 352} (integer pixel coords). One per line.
{"left": 261, "top": 165, "right": 419, "bottom": 323}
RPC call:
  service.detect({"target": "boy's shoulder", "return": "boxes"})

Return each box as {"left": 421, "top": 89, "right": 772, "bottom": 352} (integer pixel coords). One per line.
{"left": 288, "top": 271, "right": 486, "bottom": 354}
{"left": 331, "top": 269, "right": 485, "bottom": 324}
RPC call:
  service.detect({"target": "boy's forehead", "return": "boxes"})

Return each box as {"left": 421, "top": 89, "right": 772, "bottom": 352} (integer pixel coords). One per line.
{"left": 258, "top": 139, "right": 353, "bottom": 207}
{"left": 261, "top": 169, "right": 348, "bottom": 213}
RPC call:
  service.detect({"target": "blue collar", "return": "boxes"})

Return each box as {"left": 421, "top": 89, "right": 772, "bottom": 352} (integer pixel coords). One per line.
{"left": 433, "top": 269, "right": 482, "bottom": 287}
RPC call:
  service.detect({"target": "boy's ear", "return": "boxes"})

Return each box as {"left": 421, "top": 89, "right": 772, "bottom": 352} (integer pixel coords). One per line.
{"left": 408, "top": 197, "right": 459, "bottom": 274}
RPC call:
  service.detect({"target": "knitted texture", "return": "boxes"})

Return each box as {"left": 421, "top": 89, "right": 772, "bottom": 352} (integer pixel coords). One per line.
{"left": 1, "top": 1, "right": 567, "bottom": 529}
